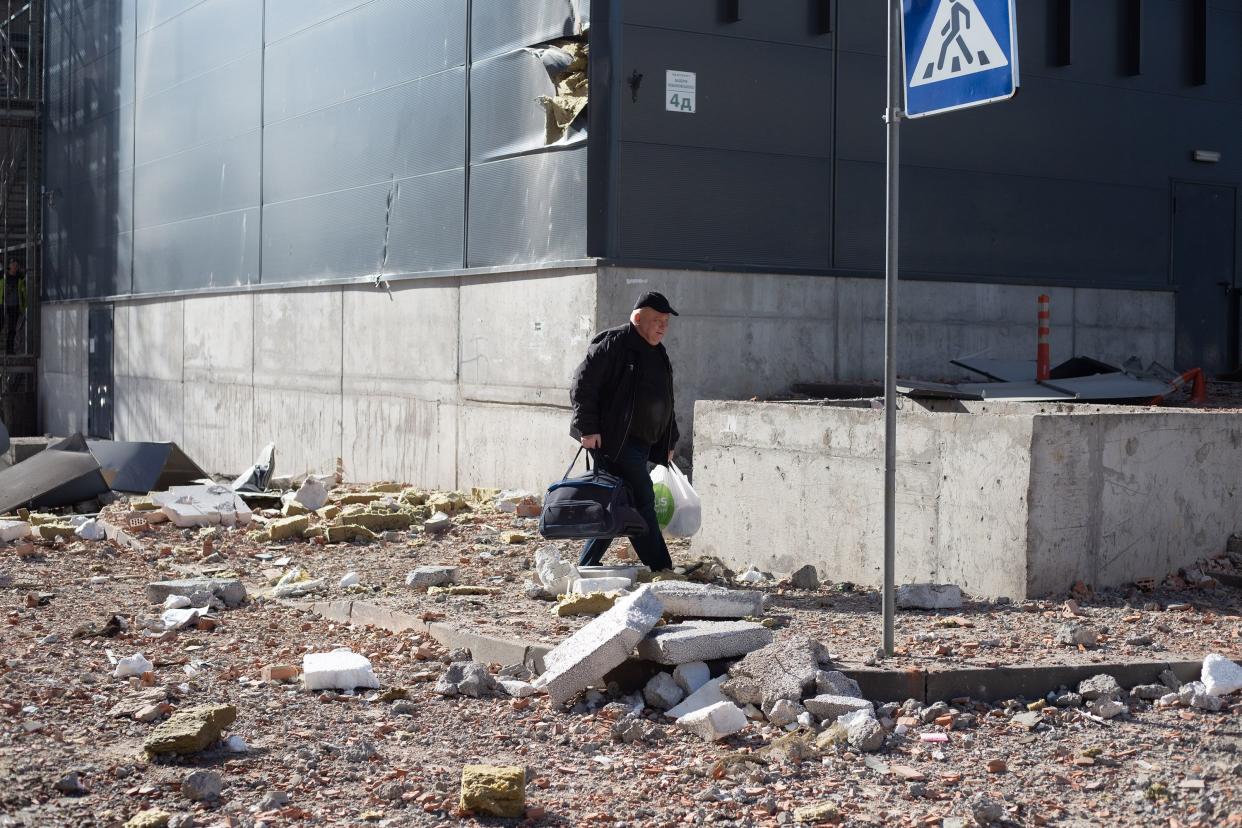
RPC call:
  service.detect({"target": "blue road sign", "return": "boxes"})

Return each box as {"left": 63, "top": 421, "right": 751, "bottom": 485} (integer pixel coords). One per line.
{"left": 902, "top": 0, "right": 1018, "bottom": 118}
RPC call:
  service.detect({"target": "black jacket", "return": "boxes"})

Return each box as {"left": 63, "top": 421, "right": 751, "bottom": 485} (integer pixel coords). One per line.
{"left": 569, "top": 323, "right": 679, "bottom": 466}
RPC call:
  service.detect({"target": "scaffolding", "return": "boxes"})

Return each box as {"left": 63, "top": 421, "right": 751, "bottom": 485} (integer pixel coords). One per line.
{"left": 0, "top": 0, "right": 40, "bottom": 434}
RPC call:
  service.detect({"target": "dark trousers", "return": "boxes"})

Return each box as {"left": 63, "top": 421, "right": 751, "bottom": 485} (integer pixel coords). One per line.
{"left": 579, "top": 440, "right": 673, "bottom": 571}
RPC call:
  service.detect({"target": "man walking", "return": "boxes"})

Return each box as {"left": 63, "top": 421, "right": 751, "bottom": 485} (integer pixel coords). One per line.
{"left": 569, "top": 291, "right": 680, "bottom": 571}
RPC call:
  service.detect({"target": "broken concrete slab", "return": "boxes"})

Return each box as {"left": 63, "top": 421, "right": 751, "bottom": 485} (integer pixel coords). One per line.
{"left": 146, "top": 578, "right": 247, "bottom": 608}
{"left": 677, "top": 700, "right": 747, "bottom": 742}
{"left": 151, "top": 485, "right": 253, "bottom": 528}
{"left": 816, "top": 669, "right": 863, "bottom": 698}
{"left": 665, "top": 675, "right": 728, "bottom": 719}
{"left": 803, "top": 694, "right": 873, "bottom": 722}
{"left": 533, "top": 585, "right": 664, "bottom": 706}
{"left": 648, "top": 581, "right": 764, "bottom": 618}
{"left": 636, "top": 620, "right": 773, "bottom": 665}
{"left": 722, "top": 635, "right": 830, "bottom": 709}
{"left": 572, "top": 576, "right": 631, "bottom": 594}
{"left": 405, "top": 566, "right": 458, "bottom": 591}
{"left": 896, "top": 583, "right": 962, "bottom": 610}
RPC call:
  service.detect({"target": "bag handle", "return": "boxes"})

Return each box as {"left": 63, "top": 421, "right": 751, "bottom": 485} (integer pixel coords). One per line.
{"left": 561, "top": 446, "right": 593, "bottom": 480}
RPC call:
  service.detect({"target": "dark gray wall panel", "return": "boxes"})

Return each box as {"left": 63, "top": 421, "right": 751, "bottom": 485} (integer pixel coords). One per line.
{"left": 623, "top": 0, "right": 832, "bottom": 47}
{"left": 468, "top": 148, "right": 587, "bottom": 266}
{"left": 265, "top": 0, "right": 370, "bottom": 44}
{"left": 263, "top": 68, "right": 465, "bottom": 203}
{"left": 134, "top": 0, "right": 261, "bottom": 99}
{"left": 385, "top": 170, "right": 468, "bottom": 274}
{"left": 132, "top": 208, "right": 260, "bottom": 293}
{"left": 834, "top": 161, "right": 1168, "bottom": 286}
{"left": 43, "top": 231, "right": 132, "bottom": 300}
{"left": 45, "top": 102, "right": 136, "bottom": 191}
{"left": 615, "top": 142, "right": 829, "bottom": 269}
{"left": 472, "top": 0, "right": 581, "bottom": 61}
{"left": 133, "top": 130, "right": 262, "bottom": 228}
{"left": 618, "top": 24, "right": 832, "bottom": 158}
{"left": 469, "top": 50, "right": 559, "bottom": 163}
{"left": 134, "top": 52, "right": 262, "bottom": 164}
{"left": 263, "top": 170, "right": 464, "bottom": 284}
{"left": 263, "top": 0, "right": 465, "bottom": 123}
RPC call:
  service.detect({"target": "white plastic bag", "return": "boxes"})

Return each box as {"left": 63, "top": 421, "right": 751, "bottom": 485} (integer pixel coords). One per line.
{"left": 650, "top": 463, "right": 702, "bottom": 538}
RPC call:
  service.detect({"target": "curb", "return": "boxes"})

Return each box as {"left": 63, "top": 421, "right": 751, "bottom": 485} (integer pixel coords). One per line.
{"left": 292, "top": 598, "right": 1204, "bottom": 704}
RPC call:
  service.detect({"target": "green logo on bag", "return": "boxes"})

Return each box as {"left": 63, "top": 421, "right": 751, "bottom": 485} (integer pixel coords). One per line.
{"left": 653, "top": 483, "right": 674, "bottom": 528}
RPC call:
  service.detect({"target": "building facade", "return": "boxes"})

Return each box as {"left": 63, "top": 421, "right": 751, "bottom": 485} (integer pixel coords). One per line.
{"left": 39, "top": 0, "right": 1242, "bottom": 488}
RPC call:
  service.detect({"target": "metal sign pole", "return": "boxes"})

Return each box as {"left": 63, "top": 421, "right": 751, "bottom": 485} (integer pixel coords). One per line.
{"left": 882, "top": 0, "right": 902, "bottom": 657}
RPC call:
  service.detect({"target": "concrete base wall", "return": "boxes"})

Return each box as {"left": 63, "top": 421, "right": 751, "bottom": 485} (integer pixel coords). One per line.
{"left": 692, "top": 399, "right": 1242, "bottom": 598}
{"left": 39, "top": 266, "right": 1175, "bottom": 491}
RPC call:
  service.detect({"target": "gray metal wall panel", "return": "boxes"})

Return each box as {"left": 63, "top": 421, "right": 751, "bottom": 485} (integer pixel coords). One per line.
{"left": 134, "top": 0, "right": 261, "bottom": 99}
{"left": 467, "top": 148, "right": 587, "bottom": 267}
{"left": 133, "top": 130, "right": 262, "bottom": 229}
{"left": 132, "top": 208, "right": 260, "bottom": 293}
{"left": 622, "top": 0, "right": 831, "bottom": 47}
{"left": 618, "top": 25, "right": 832, "bottom": 158}
{"left": 263, "top": 68, "right": 465, "bottom": 204}
{"left": 45, "top": 102, "right": 135, "bottom": 190}
{"left": 265, "top": 0, "right": 370, "bottom": 43}
{"left": 136, "top": 0, "right": 216, "bottom": 36}
{"left": 134, "top": 51, "right": 262, "bottom": 164}
{"left": 263, "top": 0, "right": 465, "bottom": 123}
{"left": 615, "top": 142, "right": 829, "bottom": 269}
{"left": 471, "top": 0, "right": 580, "bottom": 61}
{"left": 833, "top": 161, "right": 1168, "bottom": 285}
{"left": 262, "top": 169, "right": 464, "bottom": 284}
{"left": 469, "top": 50, "right": 558, "bottom": 163}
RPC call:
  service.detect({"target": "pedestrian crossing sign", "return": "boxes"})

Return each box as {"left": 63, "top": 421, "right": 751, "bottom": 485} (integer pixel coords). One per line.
{"left": 901, "top": 0, "right": 1018, "bottom": 118}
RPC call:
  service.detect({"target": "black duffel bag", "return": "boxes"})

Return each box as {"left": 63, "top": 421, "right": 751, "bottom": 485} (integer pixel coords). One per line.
{"left": 539, "top": 448, "right": 648, "bottom": 540}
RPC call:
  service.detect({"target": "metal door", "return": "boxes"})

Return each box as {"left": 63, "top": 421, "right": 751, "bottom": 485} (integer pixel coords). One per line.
{"left": 87, "top": 304, "right": 113, "bottom": 439}
{"left": 1172, "top": 182, "right": 1238, "bottom": 375}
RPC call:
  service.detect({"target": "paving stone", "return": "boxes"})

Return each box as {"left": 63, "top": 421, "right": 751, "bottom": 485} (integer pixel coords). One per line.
{"left": 721, "top": 635, "right": 829, "bottom": 709}
{"left": 676, "top": 700, "right": 747, "bottom": 742}
{"left": 895, "top": 583, "right": 962, "bottom": 610}
{"left": 533, "top": 585, "right": 664, "bottom": 706}
{"left": 649, "top": 581, "right": 764, "bottom": 618}
{"left": 145, "top": 578, "right": 246, "bottom": 609}
{"left": 636, "top": 620, "right": 773, "bottom": 665}
{"left": 804, "top": 694, "right": 873, "bottom": 722}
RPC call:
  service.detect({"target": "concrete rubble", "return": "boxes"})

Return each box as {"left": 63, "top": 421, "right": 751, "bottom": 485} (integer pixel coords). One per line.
{"left": 533, "top": 585, "right": 664, "bottom": 706}
{"left": 146, "top": 577, "right": 246, "bottom": 608}
{"left": 676, "top": 700, "right": 748, "bottom": 742}
{"left": 895, "top": 583, "right": 963, "bottom": 610}
{"left": 648, "top": 580, "right": 764, "bottom": 618}
{"left": 405, "top": 565, "right": 457, "bottom": 590}
{"left": 721, "top": 635, "right": 831, "bottom": 710}
{"left": 635, "top": 620, "right": 774, "bottom": 665}
{"left": 151, "top": 485, "right": 253, "bottom": 528}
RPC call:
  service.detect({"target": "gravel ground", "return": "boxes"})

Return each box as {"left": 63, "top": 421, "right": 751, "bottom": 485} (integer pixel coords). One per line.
{"left": 1, "top": 488, "right": 1239, "bottom": 828}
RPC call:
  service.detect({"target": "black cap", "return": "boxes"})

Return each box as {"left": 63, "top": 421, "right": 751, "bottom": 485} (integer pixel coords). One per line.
{"left": 633, "top": 291, "right": 679, "bottom": 316}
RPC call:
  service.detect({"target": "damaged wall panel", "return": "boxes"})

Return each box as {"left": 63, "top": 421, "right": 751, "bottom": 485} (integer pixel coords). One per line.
{"left": 467, "top": 149, "right": 587, "bottom": 268}
{"left": 471, "top": 0, "right": 588, "bottom": 63}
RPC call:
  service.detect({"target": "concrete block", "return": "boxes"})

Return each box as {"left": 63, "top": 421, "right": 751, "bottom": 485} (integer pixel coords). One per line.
{"left": 649, "top": 581, "right": 764, "bottom": 618}
{"left": 146, "top": 578, "right": 247, "bottom": 608}
{"left": 676, "top": 700, "right": 747, "bottom": 742}
{"left": 405, "top": 566, "right": 458, "bottom": 590}
{"left": 573, "top": 577, "right": 632, "bottom": 595}
{"left": 643, "top": 672, "right": 684, "bottom": 710}
{"left": 721, "top": 635, "right": 830, "bottom": 709}
{"left": 896, "top": 584, "right": 963, "bottom": 610}
{"left": 804, "top": 694, "right": 873, "bottom": 722}
{"left": 673, "top": 661, "right": 711, "bottom": 694}
{"left": 533, "top": 585, "right": 664, "bottom": 706}
{"left": 636, "top": 620, "right": 773, "bottom": 665}
{"left": 666, "top": 675, "right": 728, "bottom": 719}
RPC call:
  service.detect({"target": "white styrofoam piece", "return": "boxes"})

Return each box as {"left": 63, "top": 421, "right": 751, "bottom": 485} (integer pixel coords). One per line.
{"left": 302, "top": 650, "right": 380, "bottom": 691}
